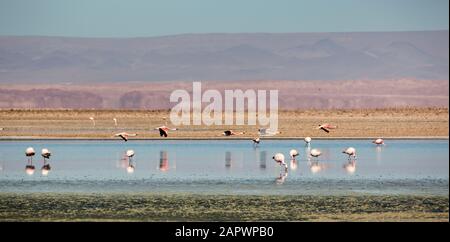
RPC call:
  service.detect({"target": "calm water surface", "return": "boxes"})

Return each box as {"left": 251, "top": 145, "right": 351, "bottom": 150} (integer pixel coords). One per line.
{"left": 0, "top": 140, "right": 448, "bottom": 195}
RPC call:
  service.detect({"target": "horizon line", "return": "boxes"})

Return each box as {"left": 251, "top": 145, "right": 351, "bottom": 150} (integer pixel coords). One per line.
{"left": 0, "top": 29, "right": 448, "bottom": 39}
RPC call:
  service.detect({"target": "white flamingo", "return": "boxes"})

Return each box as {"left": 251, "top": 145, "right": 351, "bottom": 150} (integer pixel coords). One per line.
{"left": 373, "top": 138, "right": 384, "bottom": 145}
{"left": 25, "top": 147, "right": 36, "bottom": 175}
{"left": 252, "top": 137, "right": 260, "bottom": 146}
{"left": 113, "top": 118, "right": 118, "bottom": 127}
{"left": 25, "top": 147, "right": 35, "bottom": 162}
{"left": 126, "top": 149, "right": 135, "bottom": 173}
{"left": 304, "top": 137, "right": 312, "bottom": 147}
{"left": 342, "top": 147, "right": 357, "bottom": 160}
{"left": 289, "top": 149, "right": 299, "bottom": 159}
{"left": 89, "top": 117, "right": 96, "bottom": 127}
{"left": 309, "top": 148, "right": 322, "bottom": 160}
{"left": 41, "top": 148, "right": 51, "bottom": 176}
{"left": 272, "top": 153, "right": 288, "bottom": 172}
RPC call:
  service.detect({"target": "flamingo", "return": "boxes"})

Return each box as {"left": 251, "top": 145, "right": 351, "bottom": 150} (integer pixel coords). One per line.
{"left": 309, "top": 148, "right": 322, "bottom": 160}
{"left": 373, "top": 138, "right": 384, "bottom": 145}
{"left": 258, "top": 128, "right": 280, "bottom": 136}
{"left": 114, "top": 132, "right": 137, "bottom": 142}
{"left": 113, "top": 118, "right": 118, "bottom": 127}
{"left": 289, "top": 149, "right": 299, "bottom": 159}
{"left": 223, "top": 130, "right": 245, "bottom": 136}
{"left": 89, "top": 117, "right": 96, "bottom": 127}
{"left": 156, "top": 125, "right": 177, "bottom": 137}
{"left": 252, "top": 137, "right": 260, "bottom": 146}
{"left": 25, "top": 147, "right": 36, "bottom": 175}
{"left": 41, "top": 148, "right": 51, "bottom": 176}
{"left": 342, "top": 147, "right": 357, "bottom": 160}
{"left": 25, "top": 147, "right": 35, "bottom": 162}
{"left": 126, "top": 149, "right": 135, "bottom": 173}
{"left": 272, "top": 153, "right": 288, "bottom": 172}
{"left": 317, "top": 123, "right": 337, "bottom": 133}
{"left": 41, "top": 148, "right": 51, "bottom": 162}
{"left": 304, "top": 137, "right": 312, "bottom": 147}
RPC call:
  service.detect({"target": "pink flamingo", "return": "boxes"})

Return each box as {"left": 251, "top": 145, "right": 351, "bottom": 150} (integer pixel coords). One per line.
{"left": 317, "top": 123, "right": 337, "bottom": 133}
{"left": 114, "top": 132, "right": 137, "bottom": 142}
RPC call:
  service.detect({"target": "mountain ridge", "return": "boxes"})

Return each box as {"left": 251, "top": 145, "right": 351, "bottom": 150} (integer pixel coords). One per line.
{"left": 0, "top": 31, "right": 448, "bottom": 83}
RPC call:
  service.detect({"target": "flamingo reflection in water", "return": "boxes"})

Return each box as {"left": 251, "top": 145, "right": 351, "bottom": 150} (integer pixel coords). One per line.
{"left": 159, "top": 151, "right": 169, "bottom": 172}
{"left": 225, "top": 151, "right": 232, "bottom": 168}
{"left": 308, "top": 161, "right": 330, "bottom": 174}
{"left": 126, "top": 149, "right": 135, "bottom": 173}
{"left": 343, "top": 160, "right": 357, "bottom": 174}
{"left": 276, "top": 172, "right": 288, "bottom": 185}
{"left": 259, "top": 151, "right": 267, "bottom": 169}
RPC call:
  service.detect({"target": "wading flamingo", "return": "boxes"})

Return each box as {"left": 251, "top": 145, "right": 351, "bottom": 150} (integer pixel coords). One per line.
{"left": 25, "top": 147, "right": 36, "bottom": 175}
{"left": 373, "top": 138, "right": 384, "bottom": 145}
{"left": 289, "top": 149, "right": 299, "bottom": 160}
{"left": 126, "top": 149, "right": 135, "bottom": 173}
{"left": 113, "top": 118, "right": 118, "bottom": 127}
{"left": 41, "top": 148, "right": 51, "bottom": 176}
{"left": 252, "top": 137, "right": 260, "bottom": 146}
{"left": 309, "top": 148, "right": 322, "bottom": 160}
{"left": 272, "top": 153, "right": 288, "bottom": 173}
{"left": 25, "top": 147, "right": 35, "bottom": 162}
{"left": 304, "top": 137, "right": 312, "bottom": 147}
{"left": 342, "top": 147, "right": 357, "bottom": 160}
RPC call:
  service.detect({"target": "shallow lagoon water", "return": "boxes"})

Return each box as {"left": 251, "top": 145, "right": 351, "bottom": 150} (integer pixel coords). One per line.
{"left": 0, "top": 140, "right": 448, "bottom": 195}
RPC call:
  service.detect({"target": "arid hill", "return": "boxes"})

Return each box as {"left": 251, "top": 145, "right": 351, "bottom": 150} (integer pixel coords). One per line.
{"left": 0, "top": 79, "right": 447, "bottom": 109}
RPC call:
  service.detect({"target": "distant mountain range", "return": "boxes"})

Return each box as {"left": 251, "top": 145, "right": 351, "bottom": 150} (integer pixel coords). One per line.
{"left": 0, "top": 31, "right": 448, "bottom": 82}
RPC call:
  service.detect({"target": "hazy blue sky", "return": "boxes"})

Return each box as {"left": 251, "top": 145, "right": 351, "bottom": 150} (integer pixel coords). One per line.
{"left": 0, "top": 0, "right": 448, "bottom": 37}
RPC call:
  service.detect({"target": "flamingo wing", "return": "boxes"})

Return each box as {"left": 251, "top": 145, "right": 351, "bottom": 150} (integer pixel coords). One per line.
{"left": 320, "top": 127, "right": 330, "bottom": 133}
{"left": 159, "top": 128, "right": 168, "bottom": 137}
{"left": 121, "top": 134, "right": 128, "bottom": 141}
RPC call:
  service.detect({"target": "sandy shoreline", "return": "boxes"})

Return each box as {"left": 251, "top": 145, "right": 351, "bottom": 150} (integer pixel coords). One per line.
{"left": 0, "top": 136, "right": 448, "bottom": 140}
{"left": 1, "top": 108, "right": 448, "bottom": 139}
